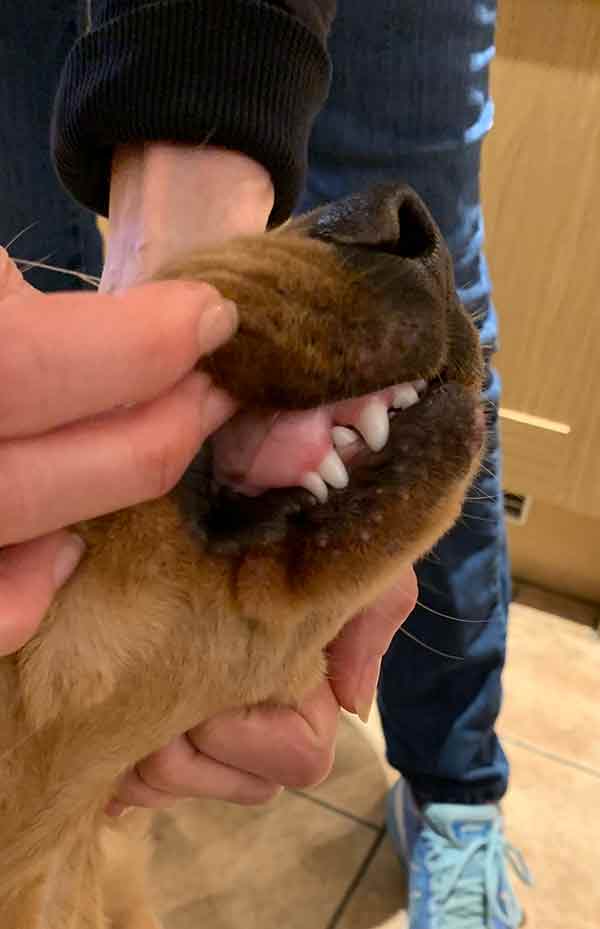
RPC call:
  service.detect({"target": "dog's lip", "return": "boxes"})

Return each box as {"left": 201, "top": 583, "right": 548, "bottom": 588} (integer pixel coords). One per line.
{"left": 330, "top": 378, "right": 483, "bottom": 471}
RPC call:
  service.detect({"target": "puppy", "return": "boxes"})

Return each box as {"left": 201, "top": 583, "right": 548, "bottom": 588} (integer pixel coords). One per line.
{"left": 0, "top": 184, "right": 484, "bottom": 928}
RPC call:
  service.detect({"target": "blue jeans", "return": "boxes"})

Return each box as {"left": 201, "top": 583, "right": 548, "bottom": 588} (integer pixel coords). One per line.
{"left": 2, "top": 0, "right": 508, "bottom": 805}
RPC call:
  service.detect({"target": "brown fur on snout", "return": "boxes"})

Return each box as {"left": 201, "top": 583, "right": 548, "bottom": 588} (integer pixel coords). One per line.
{"left": 159, "top": 184, "right": 482, "bottom": 408}
{"left": 0, "top": 185, "right": 484, "bottom": 928}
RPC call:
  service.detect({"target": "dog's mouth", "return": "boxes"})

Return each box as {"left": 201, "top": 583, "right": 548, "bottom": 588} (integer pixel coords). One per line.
{"left": 202, "top": 369, "right": 482, "bottom": 493}
{"left": 210, "top": 376, "right": 433, "bottom": 504}
{"left": 177, "top": 368, "right": 484, "bottom": 553}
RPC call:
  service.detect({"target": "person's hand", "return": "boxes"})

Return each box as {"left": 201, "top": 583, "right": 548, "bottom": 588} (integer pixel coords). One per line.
{"left": 108, "top": 570, "right": 417, "bottom": 812}
{"left": 0, "top": 248, "right": 238, "bottom": 654}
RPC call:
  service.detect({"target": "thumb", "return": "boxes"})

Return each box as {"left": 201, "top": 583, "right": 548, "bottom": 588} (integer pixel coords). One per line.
{"left": 0, "top": 531, "right": 85, "bottom": 655}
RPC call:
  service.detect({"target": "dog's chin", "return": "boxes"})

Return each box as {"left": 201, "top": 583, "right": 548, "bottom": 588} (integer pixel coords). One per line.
{"left": 175, "top": 380, "right": 485, "bottom": 556}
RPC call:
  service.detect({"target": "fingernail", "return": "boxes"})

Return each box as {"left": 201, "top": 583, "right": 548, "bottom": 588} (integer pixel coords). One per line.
{"left": 105, "top": 799, "right": 128, "bottom": 817}
{"left": 355, "top": 656, "right": 382, "bottom": 724}
{"left": 53, "top": 534, "right": 86, "bottom": 588}
{"left": 198, "top": 298, "right": 238, "bottom": 354}
{"left": 202, "top": 383, "right": 238, "bottom": 423}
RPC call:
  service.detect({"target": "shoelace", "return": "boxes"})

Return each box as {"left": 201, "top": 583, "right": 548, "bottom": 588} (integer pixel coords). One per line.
{"left": 422, "top": 819, "right": 533, "bottom": 929}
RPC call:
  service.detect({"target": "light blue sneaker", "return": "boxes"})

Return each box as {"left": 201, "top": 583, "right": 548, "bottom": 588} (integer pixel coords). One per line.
{"left": 387, "top": 779, "right": 533, "bottom": 929}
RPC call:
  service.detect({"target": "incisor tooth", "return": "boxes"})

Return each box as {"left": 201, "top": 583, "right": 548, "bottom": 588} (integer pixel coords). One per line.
{"left": 356, "top": 401, "right": 389, "bottom": 452}
{"left": 318, "top": 449, "right": 349, "bottom": 489}
{"left": 392, "top": 384, "right": 419, "bottom": 409}
{"left": 332, "top": 426, "right": 358, "bottom": 449}
{"left": 300, "top": 472, "right": 329, "bottom": 503}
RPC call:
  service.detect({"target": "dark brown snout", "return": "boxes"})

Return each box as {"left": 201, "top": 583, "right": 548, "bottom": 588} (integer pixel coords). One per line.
{"left": 158, "top": 183, "right": 482, "bottom": 408}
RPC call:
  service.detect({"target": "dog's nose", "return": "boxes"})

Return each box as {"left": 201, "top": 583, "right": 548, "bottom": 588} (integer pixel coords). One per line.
{"left": 293, "top": 182, "right": 440, "bottom": 264}
{"left": 382, "top": 188, "right": 437, "bottom": 260}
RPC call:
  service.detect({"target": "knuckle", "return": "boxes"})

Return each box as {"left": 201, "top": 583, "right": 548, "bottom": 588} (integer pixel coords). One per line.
{"left": 287, "top": 742, "right": 335, "bottom": 789}
{"left": 136, "top": 434, "right": 188, "bottom": 500}
{"left": 140, "top": 752, "right": 180, "bottom": 792}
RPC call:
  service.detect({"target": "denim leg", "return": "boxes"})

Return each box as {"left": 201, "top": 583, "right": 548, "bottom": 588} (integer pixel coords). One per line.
{"left": 0, "top": 2, "right": 102, "bottom": 291}
{"left": 298, "top": 0, "right": 510, "bottom": 804}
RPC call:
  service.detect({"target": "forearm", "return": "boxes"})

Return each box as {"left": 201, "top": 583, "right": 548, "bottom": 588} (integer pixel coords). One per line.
{"left": 52, "top": 0, "right": 336, "bottom": 225}
{"left": 101, "top": 144, "right": 274, "bottom": 290}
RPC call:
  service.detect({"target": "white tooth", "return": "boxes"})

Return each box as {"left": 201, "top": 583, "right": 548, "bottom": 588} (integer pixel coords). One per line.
{"left": 356, "top": 401, "right": 390, "bottom": 452}
{"left": 413, "top": 379, "right": 427, "bottom": 394}
{"left": 392, "top": 384, "right": 419, "bottom": 410}
{"left": 300, "top": 472, "right": 329, "bottom": 503}
{"left": 318, "top": 449, "right": 349, "bottom": 489}
{"left": 332, "top": 426, "right": 358, "bottom": 449}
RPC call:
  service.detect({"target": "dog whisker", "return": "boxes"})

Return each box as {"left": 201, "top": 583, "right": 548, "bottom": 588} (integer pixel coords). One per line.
{"left": 398, "top": 625, "right": 465, "bottom": 660}
{"left": 14, "top": 258, "right": 101, "bottom": 288}
{"left": 3, "top": 221, "right": 39, "bottom": 252}
{"left": 414, "top": 599, "right": 488, "bottom": 624}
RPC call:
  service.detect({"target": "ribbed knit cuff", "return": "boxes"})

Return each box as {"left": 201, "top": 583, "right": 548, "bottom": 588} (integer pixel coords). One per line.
{"left": 51, "top": 0, "right": 331, "bottom": 225}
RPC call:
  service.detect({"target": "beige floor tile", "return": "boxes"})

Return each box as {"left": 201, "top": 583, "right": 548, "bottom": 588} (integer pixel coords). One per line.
{"left": 499, "top": 602, "right": 600, "bottom": 771}
{"left": 334, "top": 836, "right": 408, "bottom": 929}
{"left": 150, "top": 790, "right": 375, "bottom": 929}
{"left": 302, "top": 711, "right": 396, "bottom": 826}
{"left": 502, "top": 743, "right": 600, "bottom": 929}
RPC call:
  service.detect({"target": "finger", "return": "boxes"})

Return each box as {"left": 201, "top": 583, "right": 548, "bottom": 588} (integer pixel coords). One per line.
{"left": 0, "top": 280, "right": 237, "bottom": 438}
{"left": 0, "top": 531, "right": 85, "bottom": 654}
{"left": 327, "top": 569, "right": 418, "bottom": 720}
{"left": 0, "top": 371, "right": 237, "bottom": 546}
{"left": 187, "top": 680, "right": 340, "bottom": 789}
{"left": 110, "top": 683, "right": 338, "bottom": 813}
{"left": 110, "top": 736, "right": 281, "bottom": 812}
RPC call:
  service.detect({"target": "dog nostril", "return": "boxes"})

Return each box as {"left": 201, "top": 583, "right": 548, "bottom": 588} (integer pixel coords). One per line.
{"left": 366, "top": 195, "right": 437, "bottom": 260}
{"left": 392, "top": 198, "right": 437, "bottom": 260}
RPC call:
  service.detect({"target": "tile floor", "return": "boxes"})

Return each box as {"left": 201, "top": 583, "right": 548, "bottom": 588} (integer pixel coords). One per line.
{"left": 150, "top": 586, "right": 600, "bottom": 929}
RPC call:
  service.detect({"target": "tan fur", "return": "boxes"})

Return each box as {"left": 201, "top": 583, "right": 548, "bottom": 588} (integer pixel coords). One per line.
{"left": 0, "top": 185, "right": 484, "bottom": 927}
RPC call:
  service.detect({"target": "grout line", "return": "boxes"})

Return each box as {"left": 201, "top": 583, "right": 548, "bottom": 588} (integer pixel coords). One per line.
{"left": 289, "top": 788, "right": 382, "bottom": 831}
{"left": 503, "top": 734, "right": 600, "bottom": 780}
{"left": 325, "top": 829, "right": 386, "bottom": 929}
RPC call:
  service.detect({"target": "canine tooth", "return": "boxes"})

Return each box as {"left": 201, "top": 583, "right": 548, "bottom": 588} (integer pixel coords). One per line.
{"left": 332, "top": 426, "right": 358, "bottom": 449}
{"left": 392, "top": 384, "right": 419, "bottom": 409}
{"left": 300, "top": 472, "right": 329, "bottom": 503}
{"left": 413, "top": 379, "right": 427, "bottom": 393}
{"left": 318, "top": 449, "right": 349, "bottom": 489}
{"left": 357, "top": 401, "right": 389, "bottom": 452}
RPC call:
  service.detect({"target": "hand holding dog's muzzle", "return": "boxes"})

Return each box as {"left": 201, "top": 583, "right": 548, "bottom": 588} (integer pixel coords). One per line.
{"left": 0, "top": 247, "right": 237, "bottom": 654}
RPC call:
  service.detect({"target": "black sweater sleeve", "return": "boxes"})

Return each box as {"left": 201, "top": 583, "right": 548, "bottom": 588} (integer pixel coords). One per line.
{"left": 51, "top": 0, "right": 336, "bottom": 226}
